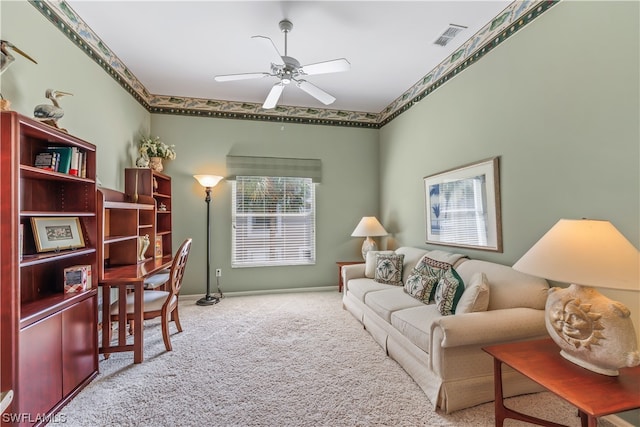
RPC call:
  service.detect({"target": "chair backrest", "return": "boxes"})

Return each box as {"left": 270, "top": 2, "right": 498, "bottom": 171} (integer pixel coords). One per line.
{"left": 168, "top": 238, "right": 192, "bottom": 297}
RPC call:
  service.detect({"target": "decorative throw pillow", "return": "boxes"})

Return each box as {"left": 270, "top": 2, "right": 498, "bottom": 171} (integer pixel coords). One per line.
{"left": 403, "top": 255, "right": 454, "bottom": 304}
{"left": 455, "top": 272, "right": 490, "bottom": 314}
{"left": 365, "top": 250, "right": 394, "bottom": 278}
{"left": 404, "top": 270, "right": 439, "bottom": 302}
{"left": 374, "top": 253, "right": 404, "bottom": 285}
{"left": 433, "top": 267, "right": 465, "bottom": 316}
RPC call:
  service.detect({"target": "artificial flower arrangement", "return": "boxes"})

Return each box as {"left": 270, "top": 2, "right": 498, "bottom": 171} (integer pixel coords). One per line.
{"left": 139, "top": 136, "right": 177, "bottom": 160}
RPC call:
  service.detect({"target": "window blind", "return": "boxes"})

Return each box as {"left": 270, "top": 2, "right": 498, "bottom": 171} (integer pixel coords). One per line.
{"left": 232, "top": 176, "right": 316, "bottom": 267}
{"left": 226, "top": 155, "right": 322, "bottom": 183}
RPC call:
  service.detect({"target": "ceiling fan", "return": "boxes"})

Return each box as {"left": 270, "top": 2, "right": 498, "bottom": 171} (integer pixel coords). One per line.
{"left": 214, "top": 19, "right": 350, "bottom": 109}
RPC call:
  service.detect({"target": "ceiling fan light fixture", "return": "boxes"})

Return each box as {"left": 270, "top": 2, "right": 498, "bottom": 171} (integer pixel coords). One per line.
{"left": 214, "top": 19, "right": 350, "bottom": 109}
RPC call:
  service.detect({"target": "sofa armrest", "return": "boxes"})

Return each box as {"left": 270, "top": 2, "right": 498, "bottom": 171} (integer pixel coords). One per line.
{"left": 434, "top": 308, "right": 547, "bottom": 349}
{"left": 342, "top": 263, "right": 366, "bottom": 285}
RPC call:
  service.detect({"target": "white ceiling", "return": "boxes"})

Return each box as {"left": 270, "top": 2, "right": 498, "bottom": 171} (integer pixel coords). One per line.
{"left": 66, "top": 1, "right": 512, "bottom": 114}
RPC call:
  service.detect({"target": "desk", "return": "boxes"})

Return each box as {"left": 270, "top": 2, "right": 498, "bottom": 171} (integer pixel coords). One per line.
{"left": 483, "top": 338, "right": 640, "bottom": 427}
{"left": 99, "top": 256, "right": 172, "bottom": 363}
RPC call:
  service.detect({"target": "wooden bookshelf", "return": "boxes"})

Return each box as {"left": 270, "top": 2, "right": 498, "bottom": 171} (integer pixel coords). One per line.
{"left": 0, "top": 111, "right": 98, "bottom": 426}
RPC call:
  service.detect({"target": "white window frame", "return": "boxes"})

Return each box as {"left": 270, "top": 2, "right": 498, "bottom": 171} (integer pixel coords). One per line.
{"left": 232, "top": 176, "right": 316, "bottom": 268}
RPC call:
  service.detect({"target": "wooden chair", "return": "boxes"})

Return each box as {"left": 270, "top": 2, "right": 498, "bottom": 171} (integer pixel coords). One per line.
{"left": 108, "top": 238, "right": 192, "bottom": 352}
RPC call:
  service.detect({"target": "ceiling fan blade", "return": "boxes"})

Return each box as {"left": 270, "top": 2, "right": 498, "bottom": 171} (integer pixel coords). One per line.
{"left": 251, "top": 36, "right": 285, "bottom": 66}
{"left": 214, "top": 72, "right": 271, "bottom": 82}
{"left": 263, "top": 83, "right": 285, "bottom": 109}
{"left": 300, "top": 58, "right": 350, "bottom": 76}
{"left": 296, "top": 80, "right": 336, "bottom": 105}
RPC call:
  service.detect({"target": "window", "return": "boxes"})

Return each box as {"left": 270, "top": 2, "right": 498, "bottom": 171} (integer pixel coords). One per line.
{"left": 232, "top": 176, "right": 316, "bottom": 267}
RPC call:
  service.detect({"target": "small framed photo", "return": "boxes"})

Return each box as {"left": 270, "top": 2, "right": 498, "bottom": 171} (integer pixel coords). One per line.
{"left": 155, "top": 235, "right": 163, "bottom": 258}
{"left": 30, "top": 217, "right": 85, "bottom": 253}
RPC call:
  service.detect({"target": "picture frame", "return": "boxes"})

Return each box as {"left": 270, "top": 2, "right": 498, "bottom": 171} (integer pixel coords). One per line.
{"left": 424, "top": 157, "right": 502, "bottom": 252}
{"left": 155, "top": 235, "right": 163, "bottom": 258}
{"left": 30, "top": 217, "right": 85, "bottom": 253}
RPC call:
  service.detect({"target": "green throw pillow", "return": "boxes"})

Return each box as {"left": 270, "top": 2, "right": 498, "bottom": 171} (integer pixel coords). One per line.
{"left": 434, "top": 267, "right": 465, "bottom": 316}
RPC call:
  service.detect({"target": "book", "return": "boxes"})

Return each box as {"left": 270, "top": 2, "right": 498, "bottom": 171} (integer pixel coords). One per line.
{"left": 47, "top": 146, "right": 73, "bottom": 174}
{"left": 34, "top": 152, "right": 56, "bottom": 171}
{"left": 69, "top": 147, "right": 80, "bottom": 176}
{"left": 63, "top": 264, "right": 92, "bottom": 293}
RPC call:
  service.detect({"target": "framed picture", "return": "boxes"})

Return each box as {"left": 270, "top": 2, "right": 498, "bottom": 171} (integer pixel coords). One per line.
{"left": 155, "top": 235, "right": 163, "bottom": 257}
{"left": 424, "top": 157, "right": 502, "bottom": 252}
{"left": 30, "top": 217, "right": 85, "bottom": 253}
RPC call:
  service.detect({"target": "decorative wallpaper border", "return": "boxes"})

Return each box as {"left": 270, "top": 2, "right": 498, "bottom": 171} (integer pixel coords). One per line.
{"left": 31, "top": 0, "right": 558, "bottom": 129}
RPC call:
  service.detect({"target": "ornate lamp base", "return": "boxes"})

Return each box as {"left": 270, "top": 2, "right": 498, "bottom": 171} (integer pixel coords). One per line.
{"left": 361, "top": 237, "right": 378, "bottom": 260}
{"left": 546, "top": 284, "right": 640, "bottom": 376}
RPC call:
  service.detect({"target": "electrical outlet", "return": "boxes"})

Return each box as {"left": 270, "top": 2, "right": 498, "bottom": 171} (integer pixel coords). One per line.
{"left": 215, "top": 268, "right": 222, "bottom": 277}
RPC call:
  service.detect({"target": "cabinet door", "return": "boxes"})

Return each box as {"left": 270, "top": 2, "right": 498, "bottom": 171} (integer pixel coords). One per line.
{"left": 18, "top": 316, "right": 62, "bottom": 423}
{"left": 62, "top": 297, "right": 97, "bottom": 397}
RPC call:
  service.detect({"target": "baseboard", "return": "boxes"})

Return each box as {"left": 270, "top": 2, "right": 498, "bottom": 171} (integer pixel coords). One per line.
{"left": 600, "top": 415, "right": 637, "bottom": 427}
{"left": 180, "top": 286, "right": 337, "bottom": 302}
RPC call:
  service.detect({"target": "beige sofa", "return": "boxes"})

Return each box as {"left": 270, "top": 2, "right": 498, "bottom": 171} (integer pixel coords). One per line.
{"left": 342, "top": 246, "right": 550, "bottom": 413}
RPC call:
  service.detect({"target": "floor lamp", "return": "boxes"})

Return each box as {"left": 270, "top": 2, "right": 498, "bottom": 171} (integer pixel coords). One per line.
{"left": 194, "top": 174, "right": 223, "bottom": 306}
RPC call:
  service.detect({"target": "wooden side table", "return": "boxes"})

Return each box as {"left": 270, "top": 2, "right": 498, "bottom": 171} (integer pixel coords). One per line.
{"left": 483, "top": 338, "right": 640, "bottom": 427}
{"left": 336, "top": 261, "right": 364, "bottom": 292}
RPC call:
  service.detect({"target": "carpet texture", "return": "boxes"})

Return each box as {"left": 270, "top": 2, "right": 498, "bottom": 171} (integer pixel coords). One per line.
{"left": 53, "top": 291, "right": 589, "bottom": 426}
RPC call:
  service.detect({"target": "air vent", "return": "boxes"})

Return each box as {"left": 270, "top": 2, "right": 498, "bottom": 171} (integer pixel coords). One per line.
{"left": 433, "top": 24, "right": 467, "bottom": 47}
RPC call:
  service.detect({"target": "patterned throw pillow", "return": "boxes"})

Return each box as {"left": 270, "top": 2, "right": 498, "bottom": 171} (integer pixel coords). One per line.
{"left": 404, "top": 255, "right": 465, "bottom": 309}
{"left": 434, "top": 267, "right": 466, "bottom": 316}
{"left": 374, "top": 253, "right": 404, "bottom": 285}
{"left": 404, "top": 267, "right": 439, "bottom": 302}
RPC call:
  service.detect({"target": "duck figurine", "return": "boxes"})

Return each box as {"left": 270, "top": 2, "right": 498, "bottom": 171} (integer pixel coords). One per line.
{"left": 34, "top": 89, "right": 73, "bottom": 130}
{"left": 1, "top": 40, "right": 37, "bottom": 111}
{"left": 0, "top": 39, "right": 37, "bottom": 74}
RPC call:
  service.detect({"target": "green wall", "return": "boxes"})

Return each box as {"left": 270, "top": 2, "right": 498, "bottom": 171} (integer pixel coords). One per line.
{"left": 379, "top": 1, "right": 640, "bottom": 346}
{"left": 151, "top": 115, "right": 378, "bottom": 296}
{"left": 0, "top": 1, "right": 149, "bottom": 190}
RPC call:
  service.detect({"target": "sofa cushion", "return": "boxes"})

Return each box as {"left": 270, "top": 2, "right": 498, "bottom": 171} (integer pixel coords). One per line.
{"left": 374, "top": 253, "right": 404, "bottom": 285}
{"left": 364, "top": 288, "right": 423, "bottom": 323}
{"left": 433, "top": 267, "right": 465, "bottom": 316}
{"left": 390, "top": 304, "right": 442, "bottom": 354}
{"left": 347, "top": 278, "right": 395, "bottom": 302}
{"left": 455, "top": 260, "right": 549, "bottom": 310}
{"left": 455, "top": 272, "right": 490, "bottom": 314}
{"left": 365, "top": 250, "right": 394, "bottom": 278}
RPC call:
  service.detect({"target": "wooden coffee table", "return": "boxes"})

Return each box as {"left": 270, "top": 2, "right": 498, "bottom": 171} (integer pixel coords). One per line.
{"left": 483, "top": 338, "right": 640, "bottom": 427}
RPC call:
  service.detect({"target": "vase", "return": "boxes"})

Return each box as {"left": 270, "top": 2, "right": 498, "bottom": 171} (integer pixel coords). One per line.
{"left": 149, "top": 157, "right": 163, "bottom": 172}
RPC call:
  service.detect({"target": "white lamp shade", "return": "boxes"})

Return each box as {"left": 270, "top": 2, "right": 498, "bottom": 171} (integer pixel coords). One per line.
{"left": 513, "top": 219, "right": 639, "bottom": 291}
{"left": 194, "top": 175, "right": 223, "bottom": 188}
{"left": 351, "top": 216, "right": 388, "bottom": 237}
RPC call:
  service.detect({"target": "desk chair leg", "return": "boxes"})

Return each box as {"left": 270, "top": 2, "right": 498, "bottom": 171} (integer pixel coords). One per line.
{"left": 172, "top": 307, "right": 182, "bottom": 333}
{"left": 161, "top": 310, "right": 173, "bottom": 352}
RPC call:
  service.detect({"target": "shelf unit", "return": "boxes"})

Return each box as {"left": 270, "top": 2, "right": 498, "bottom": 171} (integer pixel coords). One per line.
{"left": 0, "top": 112, "right": 98, "bottom": 426}
{"left": 96, "top": 188, "right": 156, "bottom": 281}
{"left": 124, "top": 168, "right": 172, "bottom": 258}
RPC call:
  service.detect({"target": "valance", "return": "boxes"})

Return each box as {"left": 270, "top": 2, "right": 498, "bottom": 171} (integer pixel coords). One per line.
{"left": 226, "top": 155, "right": 322, "bottom": 183}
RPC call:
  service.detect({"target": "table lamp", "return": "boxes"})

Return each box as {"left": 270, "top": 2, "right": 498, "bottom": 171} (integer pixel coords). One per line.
{"left": 351, "top": 216, "right": 388, "bottom": 260}
{"left": 513, "top": 219, "right": 640, "bottom": 375}
{"left": 194, "top": 174, "right": 224, "bottom": 306}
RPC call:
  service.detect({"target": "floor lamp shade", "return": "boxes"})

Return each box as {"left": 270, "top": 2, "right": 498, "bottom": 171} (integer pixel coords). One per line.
{"left": 351, "top": 216, "right": 388, "bottom": 260}
{"left": 193, "top": 175, "right": 223, "bottom": 306}
{"left": 513, "top": 219, "right": 640, "bottom": 375}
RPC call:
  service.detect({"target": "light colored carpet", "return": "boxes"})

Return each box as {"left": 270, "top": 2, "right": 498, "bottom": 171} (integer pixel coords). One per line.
{"left": 53, "top": 291, "right": 587, "bottom": 426}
